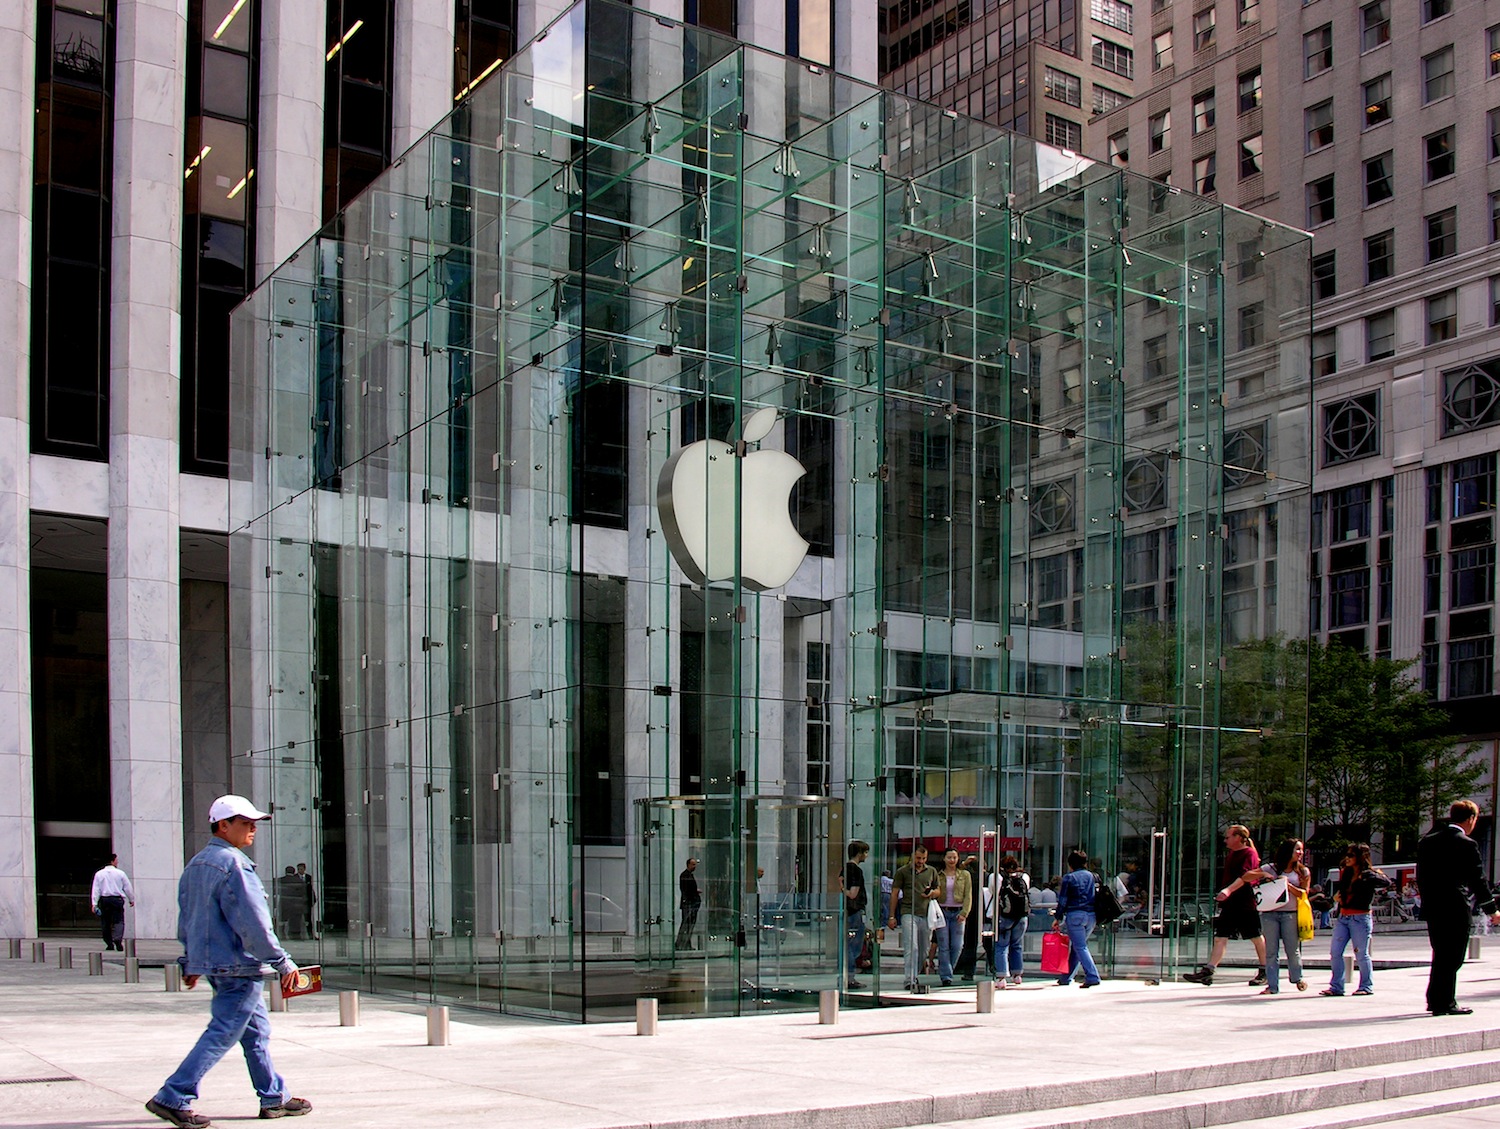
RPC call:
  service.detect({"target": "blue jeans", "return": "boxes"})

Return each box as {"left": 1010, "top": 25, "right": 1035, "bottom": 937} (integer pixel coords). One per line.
{"left": 992, "top": 916, "right": 1027, "bottom": 977}
{"left": 154, "top": 976, "right": 286, "bottom": 1110}
{"left": 937, "top": 907, "right": 964, "bottom": 981}
{"left": 845, "top": 910, "right": 866, "bottom": 982}
{"left": 900, "top": 914, "right": 932, "bottom": 985}
{"left": 1261, "top": 910, "right": 1303, "bottom": 992}
{"left": 1328, "top": 913, "right": 1374, "bottom": 994}
{"left": 1061, "top": 910, "right": 1100, "bottom": 984}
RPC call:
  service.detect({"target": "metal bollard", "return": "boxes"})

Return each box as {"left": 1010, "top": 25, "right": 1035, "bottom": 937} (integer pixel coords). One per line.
{"left": 1470, "top": 937, "right": 1482, "bottom": 960}
{"left": 635, "top": 997, "right": 658, "bottom": 1036}
{"left": 88, "top": 951, "right": 103, "bottom": 976}
{"left": 819, "top": 988, "right": 839, "bottom": 1025}
{"left": 426, "top": 1005, "right": 450, "bottom": 1046}
{"left": 123, "top": 938, "right": 136, "bottom": 958}
{"left": 6, "top": 938, "right": 20, "bottom": 958}
{"left": 976, "top": 980, "right": 995, "bottom": 1013}
{"left": 124, "top": 957, "right": 140, "bottom": 983}
{"left": 57, "top": 946, "right": 72, "bottom": 970}
{"left": 1345, "top": 954, "right": 1355, "bottom": 982}
{"left": 164, "top": 963, "right": 182, "bottom": 992}
{"left": 338, "top": 991, "right": 360, "bottom": 1027}
{"left": 31, "top": 941, "right": 45, "bottom": 963}
{"left": 268, "top": 977, "right": 286, "bottom": 1012}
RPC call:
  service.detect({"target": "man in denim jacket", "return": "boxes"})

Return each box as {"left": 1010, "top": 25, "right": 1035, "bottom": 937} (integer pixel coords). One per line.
{"left": 146, "top": 796, "right": 312, "bottom": 1126}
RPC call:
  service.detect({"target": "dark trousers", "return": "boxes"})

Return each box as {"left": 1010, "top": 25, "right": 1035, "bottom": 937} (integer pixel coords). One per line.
{"left": 98, "top": 896, "right": 125, "bottom": 948}
{"left": 675, "top": 903, "right": 699, "bottom": 949}
{"left": 1425, "top": 906, "right": 1472, "bottom": 1012}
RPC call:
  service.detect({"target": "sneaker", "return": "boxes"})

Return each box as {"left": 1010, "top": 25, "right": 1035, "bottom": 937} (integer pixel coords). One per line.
{"left": 994, "top": 978, "right": 1006, "bottom": 990}
{"left": 259, "top": 1098, "right": 312, "bottom": 1119}
{"left": 1248, "top": 970, "right": 1267, "bottom": 987}
{"left": 146, "top": 1099, "right": 212, "bottom": 1128}
{"left": 845, "top": 979, "right": 864, "bottom": 989}
{"left": 1009, "top": 975, "right": 1023, "bottom": 986}
{"left": 1182, "top": 965, "right": 1215, "bottom": 985}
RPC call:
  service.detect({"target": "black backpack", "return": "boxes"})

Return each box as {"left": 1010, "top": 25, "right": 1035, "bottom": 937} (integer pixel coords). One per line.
{"left": 997, "top": 873, "right": 1030, "bottom": 920}
{"left": 1093, "top": 875, "right": 1124, "bottom": 924}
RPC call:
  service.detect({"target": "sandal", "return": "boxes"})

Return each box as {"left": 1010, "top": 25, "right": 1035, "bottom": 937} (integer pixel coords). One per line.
{"left": 1319, "top": 988, "right": 1343, "bottom": 996}
{"left": 1296, "top": 980, "right": 1308, "bottom": 991}
{"left": 1353, "top": 987, "right": 1373, "bottom": 995}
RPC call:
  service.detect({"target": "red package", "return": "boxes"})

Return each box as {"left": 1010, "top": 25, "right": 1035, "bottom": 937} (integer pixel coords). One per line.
{"left": 1040, "top": 932, "right": 1071, "bottom": 975}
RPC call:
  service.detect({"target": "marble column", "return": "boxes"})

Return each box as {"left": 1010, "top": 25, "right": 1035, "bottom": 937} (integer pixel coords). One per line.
{"left": 393, "top": 0, "right": 455, "bottom": 157}
{"left": 255, "top": 0, "right": 325, "bottom": 282}
{"left": 0, "top": 1, "right": 37, "bottom": 940}
{"left": 835, "top": 0, "right": 878, "bottom": 84}
{"left": 108, "top": 0, "right": 188, "bottom": 941}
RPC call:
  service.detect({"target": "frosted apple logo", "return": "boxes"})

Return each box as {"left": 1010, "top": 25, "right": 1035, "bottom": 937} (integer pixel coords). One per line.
{"left": 656, "top": 406, "right": 809, "bottom": 592}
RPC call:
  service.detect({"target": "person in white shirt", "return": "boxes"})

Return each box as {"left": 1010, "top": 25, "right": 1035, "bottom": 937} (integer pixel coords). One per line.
{"left": 91, "top": 853, "right": 135, "bottom": 951}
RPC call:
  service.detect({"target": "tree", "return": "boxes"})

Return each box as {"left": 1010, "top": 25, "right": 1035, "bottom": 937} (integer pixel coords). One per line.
{"left": 1305, "top": 640, "right": 1483, "bottom": 857}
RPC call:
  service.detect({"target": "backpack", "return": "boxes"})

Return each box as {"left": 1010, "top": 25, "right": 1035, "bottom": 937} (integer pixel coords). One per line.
{"left": 997, "top": 873, "right": 1030, "bottom": 921}
{"left": 1092, "top": 874, "right": 1124, "bottom": 924}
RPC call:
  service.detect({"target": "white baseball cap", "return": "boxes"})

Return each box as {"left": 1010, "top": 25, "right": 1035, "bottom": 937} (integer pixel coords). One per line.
{"left": 208, "top": 794, "right": 271, "bottom": 823}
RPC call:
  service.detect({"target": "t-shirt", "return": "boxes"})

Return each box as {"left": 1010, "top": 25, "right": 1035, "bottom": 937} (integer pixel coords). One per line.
{"left": 845, "top": 861, "right": 868, "bottom": 913}
{"left": 1222, "top": 845, "right": 1260, "bottom": 912}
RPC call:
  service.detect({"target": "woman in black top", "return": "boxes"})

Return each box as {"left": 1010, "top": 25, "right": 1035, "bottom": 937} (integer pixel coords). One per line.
{"left": 1321, "top": 842, "right": 1389, "bottom": 996}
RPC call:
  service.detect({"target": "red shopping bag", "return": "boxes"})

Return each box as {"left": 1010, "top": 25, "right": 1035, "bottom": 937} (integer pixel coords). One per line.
{"left": 1040, "top": 931, "right": 1071, "bottom": 975}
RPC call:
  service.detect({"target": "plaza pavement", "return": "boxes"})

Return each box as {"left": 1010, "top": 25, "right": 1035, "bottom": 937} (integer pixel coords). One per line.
{"left": 1, "top": 928, "right": 1498, "bottom": 1129}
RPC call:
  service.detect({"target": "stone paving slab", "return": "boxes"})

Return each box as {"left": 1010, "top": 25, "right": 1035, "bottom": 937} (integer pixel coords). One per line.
{"left": 1, "top": 932, "right": 1498, "bottom": 1129}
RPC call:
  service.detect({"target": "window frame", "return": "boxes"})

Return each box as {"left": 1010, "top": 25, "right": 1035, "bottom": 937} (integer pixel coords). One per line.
{"left": 1304, "top": 24, "right": 1333, "bottom": 79}
{"left": 1423, "top": 47, "right": 1455, "bottom": 104}
{"left": 1363, "top": 73, "right": 1391, "bottom": 128}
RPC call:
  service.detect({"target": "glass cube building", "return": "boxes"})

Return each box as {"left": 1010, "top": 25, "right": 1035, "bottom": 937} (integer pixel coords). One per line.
{"left": 229, "top": 0, "right": 1313, "bottom": 1021}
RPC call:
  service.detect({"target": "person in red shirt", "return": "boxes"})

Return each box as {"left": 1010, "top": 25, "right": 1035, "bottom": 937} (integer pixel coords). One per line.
{"left": 1183, "top": 825, "right": 1269, "bottom": 987}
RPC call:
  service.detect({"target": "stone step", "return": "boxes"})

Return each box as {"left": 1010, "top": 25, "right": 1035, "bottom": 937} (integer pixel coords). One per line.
{"left": 1224, "top": 1078, "right": 1500, "bottom": 1128}
{"left": 928, "top": 1047, "right": 1500, "bottom": 1129}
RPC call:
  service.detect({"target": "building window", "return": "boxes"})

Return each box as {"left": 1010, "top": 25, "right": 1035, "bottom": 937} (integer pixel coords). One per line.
{"left": 1224, "top": 423, "right": 1268, "bottom": 486}
{"left": 1123, "top": 454, "right": 1168, "bottom": 511}
{"left": 786, "top": 0, "right": 832, "bottom": 64}
{"left": 1425, "top": 127, "right": 1455, "bottom": 182}
{"left": 1238, "top": 67, "right": 1261, "bottom": 113}
{"left": 1422, "top": 0, "right": 1452, "bottom": 23}
{"left": 1365, "top": 230, "right": 1394, "bottom": 283}
{"left": 1306, "top": 175, "right": 1335, "bottom": 226}
{"left": 1093, "top": 37, "right": 1134, "bottom": 78}
{"left": 1305, "top": 100, "right": 1333, "bottom": 151}
{"left": 182, "top": 0, "right": 261, "bottom": 476}
{"left": 1323, "top": 392, "right": 1381, "bottom": 465}
{"left": 1304, "top": 25, "right": 1332, "bottom": 78}
{"left": 1492, "top": 193, "right": 1500, "bottom": 242}
{"left": 32, "top": 0, "right": 115, "bottom": 459}
{"left": 1312, "top": 330, "right": 1337, "bottom": 378}
{"left": 1239, "top": 133, "right": 1262, "bottom": 178}
{"left": 1151, "top": 29, "right": 1172, "bottom": 71}
{"left": 1360, "top": 1, "right": 1390, "bottom": 51}
{"left": 1030, "top": 479, "right": 1076, "bottom": 535}
{"left": 1045, "top": 113, "right": 1083, "bottom": 150}
{"left": 1149, "top": 110, "right": 1169, "bottom": 153}
{"left": 1311, "top": 251, "right": 1336, "bottom": 301}
{"left": 1490, "top": 110, "right": 1500, "bottom": 161}
{"left": 1192, "top": 90, "right": 1215, "bottom": 134}
{"left": 1143, "top": 334, "right": 1170, "bottom": 380}
{"left": 324, "top": 0, "right": 394, "bottom": 220}
{"left": 1108, "top": 130, "right": 1129, "bottom": 168}
{"left": 1490, "top": 25, "right": 1500, "bottom": 78}
{"left": 1363, "top": 74, "right": 1391, "bottom": 128}
{"left": 1238, "top": 303, "right": 1264, "bottom": 349}
{"left": 1443, "top": 360, "right": 1500, "bottom": 435}
{"left": 1193, "top": 7, "right": 1215, "bottom": 51}
{"left": 1363, "top": 152, "right": 1393, "bottom": 206}
{"left": 1449, "top": 638, "right": 1493, "bottom": 699}
{"left": 1090, "top": 0, "right": 1133, "bottom": 34}
{"left": 1427, "top": 207, "right": 1457, "bottom": 262}
{"left": 1193, "top": 153, "right": 1216, "bottom": 195}
{"left": 1428, "top": 290, "right": 1458, "bottom": 344}
{"left": 1367, "top": 310, "right": 1395, "bottom": 361}
{"left": 1237, "top": 0, "right": 1258, "bottom": 28}
{"left": 1044, "top": 67, "right": 1081, "bottom": 106}
{"left": 455, "top": 0, "right": 517, "bottom": 99}
{"left": 1094, "top": 85, "right": 1129, "bottom": 114}
{"left": 1424, "top": 47, "right": 1454, "bottom": 103}
{"left": 1493, "top": 277, "right": 1500, "bottom": 326}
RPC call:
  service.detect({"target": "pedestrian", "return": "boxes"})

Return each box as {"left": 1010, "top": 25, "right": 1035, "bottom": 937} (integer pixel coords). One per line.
{"left": 888, "top": 845, "right": 939, "bottom": 991}
{"left": 989, "top": 854, "right": 1030, "bottom": 987}
{"left": 1052, "top": 849, "right": 1102, "bottom": 988}
{"left": 1220, "top": 838, "right": 1309, "bottom": 995}
{"left": 1321, "top": 842, "right": 1389, "bottom": 997}
{"left": 145, "top": 794, "right": 310, "bottom": 1126}
{"left": 955, "top": 855, "right": 981, "bottom": 980}
{"left": 842, "top": 840, "right": 870, "bottom": 990}
{"left": 878, "top": 869, "right": 893, "bottom": 926}
{"left": 276, "top": 866, "right": 305, "bottom": 941}
{"left": 1416, "top": 800, "right": 1500, "bottom": 1016}
{"left": 675, "top": 857, "right": 701, "bottom": 951}
{"left": 296, "top": 863, "right": 317, "bottom": 939}
{"left": 1184, "top": 825, "right": 1268, "bottom": 986}
{"left": 931, "top": 848, "right": 972, "bottom": 987}
{"left": 91, "top": 852, "right": 134, "bottom": 951}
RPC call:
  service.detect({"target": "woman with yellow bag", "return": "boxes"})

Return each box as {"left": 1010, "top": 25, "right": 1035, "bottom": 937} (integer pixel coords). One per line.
{"left": 1217, "top": 838, "right": 1310, "bottom": 995}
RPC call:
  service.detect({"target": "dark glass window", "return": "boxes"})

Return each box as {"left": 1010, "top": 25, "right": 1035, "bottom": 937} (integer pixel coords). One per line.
{"left": 1323, "top": 394, "right": 1380, "bottom": 466}
{"left": 455, "top": 0, "right": 517, "bottom": 99}
{"left": 1365, "top": 230, "right": 1393, "bottom": 282}
{"left": 32, "top": 0, "right": 115, "bottom": 459}
{"left": 324, "top": 0, "right": 393, "bottom": 220}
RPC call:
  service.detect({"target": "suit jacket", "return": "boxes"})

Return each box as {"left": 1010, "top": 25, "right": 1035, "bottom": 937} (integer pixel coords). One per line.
{"left": 1416, "top": 824, "right": 1497, "bottom": 918}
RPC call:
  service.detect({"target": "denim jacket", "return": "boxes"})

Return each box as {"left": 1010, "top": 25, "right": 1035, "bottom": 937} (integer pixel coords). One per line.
{"left": 1055, "top": 869, "right": 1097, "bottom": 917}
{"left": 176, "top": 837, "right": 296, "bottom": 979}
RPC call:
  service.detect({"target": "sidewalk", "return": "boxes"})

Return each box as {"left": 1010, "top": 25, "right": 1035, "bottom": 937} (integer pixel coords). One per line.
{"left": 0, "top": 931, "right": 1495, "bottom": 1129}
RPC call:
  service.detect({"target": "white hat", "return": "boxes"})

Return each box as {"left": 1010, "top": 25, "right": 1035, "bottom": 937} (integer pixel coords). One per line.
{"left": 209, "top": 794, "right": 271, "bottom": 823}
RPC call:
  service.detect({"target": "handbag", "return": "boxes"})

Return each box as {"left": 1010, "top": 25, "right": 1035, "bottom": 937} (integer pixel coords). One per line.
{"left": 1294, "top": 887, "right": 1315, "bottom": 941}
{"left": 1254, "top": 876, "right": 1291, "bottom": 913}
{"left": 926, "top": 898, "right": 944, "bottom": 930}
{"left": 1040, "top": 930, "right": 1071, "bottom": 974}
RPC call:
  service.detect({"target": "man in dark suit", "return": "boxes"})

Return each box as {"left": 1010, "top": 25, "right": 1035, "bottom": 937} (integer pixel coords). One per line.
{"left": 1416, "top": 800, "right": 1500, "bottom": 1015}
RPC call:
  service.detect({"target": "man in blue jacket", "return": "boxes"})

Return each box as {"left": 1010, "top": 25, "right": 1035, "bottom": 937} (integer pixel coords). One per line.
{"left": 146, "top": 795, "right": 312, "bottom": 1126}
